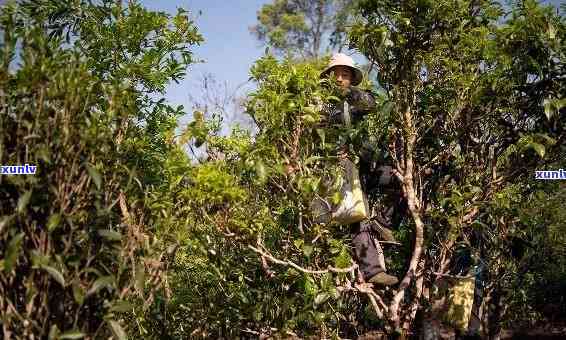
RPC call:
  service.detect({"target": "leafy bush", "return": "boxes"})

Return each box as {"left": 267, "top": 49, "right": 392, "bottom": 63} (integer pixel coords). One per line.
{"left": 0, "top": 0, "right": 201, "bottom": 338}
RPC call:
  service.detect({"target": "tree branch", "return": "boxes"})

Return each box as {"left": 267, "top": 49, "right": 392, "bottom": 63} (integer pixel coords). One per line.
{"left": 355, "top": 283, "right": 385, "bottom": 319}
{"left": 248, "top": 245, "right": 358, "bottom": 275}
{"left": 432, "top": 272, "right": 475, "bottom": 280}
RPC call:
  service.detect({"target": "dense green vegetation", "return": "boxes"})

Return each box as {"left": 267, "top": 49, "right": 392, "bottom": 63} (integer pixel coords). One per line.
{"left": 1, "top": 0, "right": 564, "bottom": 338}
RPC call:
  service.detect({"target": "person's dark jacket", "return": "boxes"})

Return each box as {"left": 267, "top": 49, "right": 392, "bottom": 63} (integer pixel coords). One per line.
{"left": 325, "top": 87, "right": 377, "bottom": 125}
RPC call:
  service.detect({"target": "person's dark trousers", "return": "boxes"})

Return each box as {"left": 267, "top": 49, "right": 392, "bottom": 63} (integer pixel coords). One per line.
{"left": 351, "top": 220, "right": 386, "bottom": 280}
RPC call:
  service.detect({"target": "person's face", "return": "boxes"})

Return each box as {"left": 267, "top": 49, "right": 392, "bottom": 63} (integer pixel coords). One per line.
{"left": 331, "top": 66, "right": 353, "bottom": 89}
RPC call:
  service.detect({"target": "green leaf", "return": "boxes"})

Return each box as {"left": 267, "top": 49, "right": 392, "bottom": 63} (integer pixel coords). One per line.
{"left": 72, "top": 280, "right": 85, "bottom": 305}
{"left": 329, "top": 286, "right": 340, "bottom": 299}
{"left": 321, "top": 272, "right": 333, "bottom": 290}
{"left": 108, "top": 320, "right": 127, "bottom": 340}
{"left": 537, "top": 133, "right": 557, "bottom": 146}
{"left": 470, "top": 186, "right": 481, "bottom": 194}
{"left": 48, "top": 325, "right": 60, "bottom": 340}
{"left": 302, "top": 244, "right": 314, "bottom": 258}
{"left": 529, "top": 142, "right": 545, "bottom": 158}
{"left": 47, "top": 213, "right": 62, "bottom": 232}
{"left": 303, "top": 105, "right": 318, "bottom": 115}
{"left": 304, "top": 276, "right": 317, "bottom": 296}
{"left": 314, "top": 292, "right": 329, "bottom": 305}
{"left": 543, "top": 98, "right": 554, "bottom": 120}
{"left": 110, "top": 300, "right": 134, "bottom": 313}
{"left": 543, "top": 98, "right": 565, "bottom": 121}
{"left": 17, "top": 191, "right": 32, "bottom": 214}
{"left": 41, "top": 265, "right": 65, "bottom": 287}
{"left": 60, "top": 331, "right": 86, "bottom": 339}
{"left": 98, "top": 229, "right": 122, "bottom": 241}
{"left": 239, "top": 291, "right": 249, "bottom": 304}
{"left": 30, "top": 250, "right": 50, "bottom": 268}
{"left": 0, "top": 215, "right": 15, "bottom": 231}
{"left": 86, "top": 163, "right": 102, "bottom": 190}
{"left": 253, "top": 307, "right": 263, "bottom": 321}
{"left": 333, "top": 247, "right": 351, "bottom": 269}
{"left": 254, "top": 160, "right": 267, "bottom": 182}
{"left": 87, "top": 275, "right": 114, "bottom": 296}
{"left": 331, "top": 191, "right": 342, "bottom": 205}
{"left": 3, "top": 232, "right": 24, "bottom": 272}
{"left": 301, "top": 114, "right": 316, "bottom": 124}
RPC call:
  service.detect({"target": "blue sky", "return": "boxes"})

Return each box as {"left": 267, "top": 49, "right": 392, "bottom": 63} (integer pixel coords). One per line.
{"left": 140, "top": 0, "right": 271, "bottom": 128}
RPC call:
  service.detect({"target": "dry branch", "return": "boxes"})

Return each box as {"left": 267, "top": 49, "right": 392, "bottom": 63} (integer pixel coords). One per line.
{"left": 432, "top": 272, "right": 475, "bottom": 280}
{"left": 356, "top": 284, "right": 384, "bottom": 319}
{"left": 248, "top": 245, "right": 358, "bottom": 274}
{"left": 249, "top": 244, "right": 390, "bottom": 320}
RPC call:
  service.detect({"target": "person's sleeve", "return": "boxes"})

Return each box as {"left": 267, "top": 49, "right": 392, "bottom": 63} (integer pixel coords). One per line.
{"left": 347, "top": 87, "right": 376, "bottom": 120}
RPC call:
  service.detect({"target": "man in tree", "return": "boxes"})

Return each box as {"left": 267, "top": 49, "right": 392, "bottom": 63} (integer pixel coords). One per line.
{"left": 321, "top": 53, "right": 400, "bottom": 286}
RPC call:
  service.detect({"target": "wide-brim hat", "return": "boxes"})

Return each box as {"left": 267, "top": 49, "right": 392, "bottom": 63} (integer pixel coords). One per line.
{"left": 320, "top": 53, "right": 363, "bottom": 86}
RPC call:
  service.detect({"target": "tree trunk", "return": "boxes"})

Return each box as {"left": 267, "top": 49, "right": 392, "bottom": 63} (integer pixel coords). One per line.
{"left": 389, "top": 86, "right": 425, "bottom": 330}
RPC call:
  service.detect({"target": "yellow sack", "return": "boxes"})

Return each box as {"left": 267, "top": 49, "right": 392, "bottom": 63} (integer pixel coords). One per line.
{"left": 311, "top": 158, "right": 369, "bottom": 225}
{"left": 332, "top": 158, "right": 369, "bottom": 224}
{"left": 445, "top": 276, "right": 475, "bottom": 331}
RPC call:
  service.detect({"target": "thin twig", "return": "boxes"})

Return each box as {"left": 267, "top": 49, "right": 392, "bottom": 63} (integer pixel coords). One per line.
{"left": 379, "top": 240, "right": 402, "bottom": 245}
{"left": 242, "top": 328, "right": 260, "bottom": 335}
{"left": 298, "top": 212, "right": 304, "bottom": 235}
{"left": 433, "top": 271, "right": 475, "bottom": 280}
{"left": 249, "top": 245, "right": 358, "bottom": 274}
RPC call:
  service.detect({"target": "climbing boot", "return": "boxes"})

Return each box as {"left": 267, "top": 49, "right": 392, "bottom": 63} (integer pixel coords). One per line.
{"left": 368, "top": 272, "right": 399, "bottom": 286}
